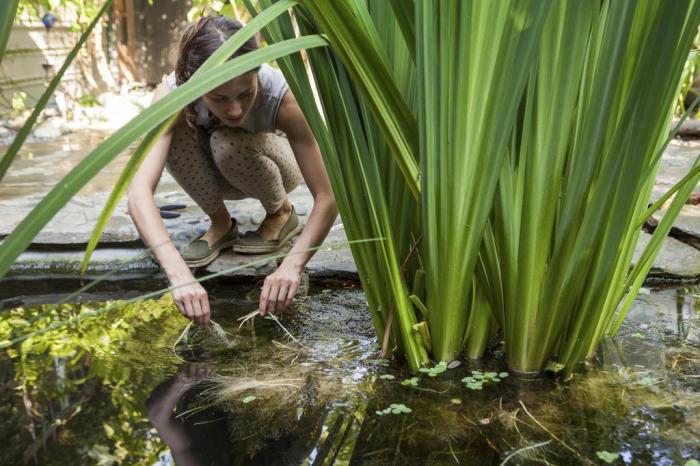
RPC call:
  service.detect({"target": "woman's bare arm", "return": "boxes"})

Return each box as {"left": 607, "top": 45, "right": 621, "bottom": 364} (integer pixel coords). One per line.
{"left": 127, "top": 80, "right": 211, "bottom": 325}
{"left": 259, "top": 89, "right": 338, "bottom": 314}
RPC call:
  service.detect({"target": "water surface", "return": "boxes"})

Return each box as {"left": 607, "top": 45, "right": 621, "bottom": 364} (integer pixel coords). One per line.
{"left": 0, "top": 281, "right": 698, "bottom": 465}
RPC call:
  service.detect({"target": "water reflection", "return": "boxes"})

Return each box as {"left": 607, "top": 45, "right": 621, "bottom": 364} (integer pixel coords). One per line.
{"left": 148, "top": 363, "right": 232, "bottom": 466}
{"left": 0, "top": 283, "right": 697, "bottom": 464}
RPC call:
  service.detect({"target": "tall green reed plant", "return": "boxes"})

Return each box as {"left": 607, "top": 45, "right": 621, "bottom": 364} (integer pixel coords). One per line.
{"left": 254, "top": 0, "right": 700, "bottom": 374}
{"left": 3, "top": 0, "right": 700, "bottom": 377}
{"left": 478, "top": 0, "right": 700, "bottom": 374}
{"left": 243, "top": 0, "right": 430, "bottom": 370}
{"left": 0, "top": 0, "right": 19, "bottom": 63}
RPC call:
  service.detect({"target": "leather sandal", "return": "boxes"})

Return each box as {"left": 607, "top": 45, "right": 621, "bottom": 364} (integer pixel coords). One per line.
{"left": 232, "top": 206, "right": 301, "bottom": 254}
{"left": 181, "top": 218, "right": 239, "bottom": 267}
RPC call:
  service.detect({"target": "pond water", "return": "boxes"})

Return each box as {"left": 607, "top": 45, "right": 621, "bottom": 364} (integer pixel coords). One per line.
{"left": 0, "top": 278, "right": 698, "bottom": 465}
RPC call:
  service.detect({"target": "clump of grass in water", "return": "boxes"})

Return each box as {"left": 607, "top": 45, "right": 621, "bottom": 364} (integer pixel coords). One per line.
{"left": 237, "top": 309, "right": 310, "bottom": 350}
{"left": 172, "top": 320, "right": 234, "bottom": 361}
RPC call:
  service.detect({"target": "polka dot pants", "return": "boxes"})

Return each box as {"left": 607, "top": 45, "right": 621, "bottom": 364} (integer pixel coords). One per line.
{"left": 165, "top": 121, "right": 303, "bottom": 215}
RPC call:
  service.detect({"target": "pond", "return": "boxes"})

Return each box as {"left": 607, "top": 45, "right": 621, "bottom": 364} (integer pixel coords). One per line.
{"left": 0, "top": 277, "right": 698, "bottom": 465}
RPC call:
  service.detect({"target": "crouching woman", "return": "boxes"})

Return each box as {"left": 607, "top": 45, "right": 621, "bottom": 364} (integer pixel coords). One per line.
{"left": 127, "top": 16, "right": 337, "bottom": 324}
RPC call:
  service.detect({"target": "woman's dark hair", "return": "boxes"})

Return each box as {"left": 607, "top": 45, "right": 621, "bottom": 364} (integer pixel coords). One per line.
{"left": 175, "top": 16, "right": 260, "bottom": 127}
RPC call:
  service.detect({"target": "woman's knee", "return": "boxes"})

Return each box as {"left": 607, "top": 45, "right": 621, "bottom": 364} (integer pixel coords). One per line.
{"left": 209, "top": 127, "right": 269, "bottom": 163}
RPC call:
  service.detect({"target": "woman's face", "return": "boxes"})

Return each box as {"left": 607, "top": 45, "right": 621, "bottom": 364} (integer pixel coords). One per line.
{"left": 202, "top": 70, "right": 258, "bottom": 126}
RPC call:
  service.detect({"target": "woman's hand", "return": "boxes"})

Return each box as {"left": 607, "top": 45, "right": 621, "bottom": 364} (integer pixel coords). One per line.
{"left": 171, "top": 273, "right": 211, "bottom": 325}
{"left": 259, "top": 264, "right": 300, "bottom": 315}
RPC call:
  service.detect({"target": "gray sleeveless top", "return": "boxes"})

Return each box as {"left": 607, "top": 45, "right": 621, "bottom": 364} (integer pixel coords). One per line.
{"left": 166, "top": 63, "right": 289, "bottom": 134}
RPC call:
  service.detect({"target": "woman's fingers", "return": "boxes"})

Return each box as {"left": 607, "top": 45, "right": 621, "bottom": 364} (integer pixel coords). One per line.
{"left": 199, "top": 294, "right": 211, "bottom": 325}
{"left": 274, "top": 283, "right": 289, "bottom": 314}
{"left": 191, "top": 298, "right": 204, "bottom": 325}
{"left": 285, "top": 281, "right": 298, "bottom": 308}
{"left": 174, "top": 298, "right": 187, "bottom": 317}
{"left": 260, "top": 271, "right": 301, "bottom": 314}
{"left": 266, "top": 281, "right": 280, "bottom": 314}
{"left": 259, "top": 279, "right": 272, "bottom": 315}
{"left": 182, "top": 299, "right": 196, "bottom": 323}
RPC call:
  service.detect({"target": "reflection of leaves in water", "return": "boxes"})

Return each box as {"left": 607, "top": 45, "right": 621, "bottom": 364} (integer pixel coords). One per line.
{"left": 0, "top": 293, "right": 186, "bottom": 465}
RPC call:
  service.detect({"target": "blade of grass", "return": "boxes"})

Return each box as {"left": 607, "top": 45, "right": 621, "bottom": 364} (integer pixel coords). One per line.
{"left": 299, "top": 0, "right": 421, "bottom": 199}
{"left": 249, "top": 1, "right": 429, "bottom": 369}
{"left": 79, "top": 114, "right": 178, "bottom": 274}
{"left": 0, "top": 0, "right": 19, "bottom": 63}
{"left": 610, "top": 155, "right": 700, "bottom": 334}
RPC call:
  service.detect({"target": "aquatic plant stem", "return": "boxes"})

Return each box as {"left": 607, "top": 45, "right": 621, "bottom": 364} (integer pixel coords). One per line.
{"left": 500, "top": 440, "right": 551, "bottom": 466}
{"left": 518, "top": 401, "right": 591, "bottom": 464}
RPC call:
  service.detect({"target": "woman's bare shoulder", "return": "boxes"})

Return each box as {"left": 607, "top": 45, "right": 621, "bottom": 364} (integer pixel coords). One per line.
{"left": 150, "top": 78, "right": 185, "bottom": 129}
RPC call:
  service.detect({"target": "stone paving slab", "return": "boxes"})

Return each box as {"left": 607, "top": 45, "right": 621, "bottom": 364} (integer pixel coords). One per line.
{"left": 8, "top": 223, "right": 358, "bottom": 281}
{"left": 650, "top": 139, "right": 700, "bottom": 204}
{"left": 202, "top": 226, "right": 357, "bottom": 280}
{"left": 8, "top": 248, "right": 158, "bottom": 277}
{"left": 632, "top": 231, "right": 700, "bottom": 280}
{"left": 650, "top": 204, "right": 700, "bottom": 249}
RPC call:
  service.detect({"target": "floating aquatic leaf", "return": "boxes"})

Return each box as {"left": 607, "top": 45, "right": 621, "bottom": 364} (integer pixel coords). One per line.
{"left": 379, "top": 374, "right": 395, "bottom": 380}
{"left": 377, "top": 403, "right": 412, "bottom": 415}
{"left": 596, "top": 451, "right": 620, "bottom": 463}
{"left": 450, "top": 398, "right": 462, "bottom": 405}
{"left": 498, "top": 372, "right": 509, "bottom": 378}
{"left": 447, "top": 360, "right": 461, "bottom": 369}
{"left": 684, "top": 460, "right": 699, "bottom": 466}
{"left": 390, "top": 403, "right": 412, "bottom": 413}
{"left": 242, "top": 395, "right": 257, "bottom": 404}
{"left": 545, "top": 362, "right": 565, "bottom": 373}
{"left": 401, "top": 377, "right": 419, "bottom": 387}
{"left": 420, "top": 361, "right": 448, "bottom": 377}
